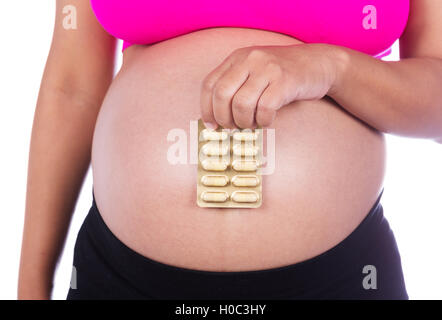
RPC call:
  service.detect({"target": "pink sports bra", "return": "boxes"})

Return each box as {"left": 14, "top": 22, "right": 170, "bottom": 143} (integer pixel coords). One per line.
{"left": 90, "top": 0, "right": 409, "bottom": 57}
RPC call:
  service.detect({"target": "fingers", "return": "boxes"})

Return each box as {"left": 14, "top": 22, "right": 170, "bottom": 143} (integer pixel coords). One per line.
{"left": 256, "top": 82, "right": 286, "bottom": 127}
{"left": 202, "top": 70, "right": 282, "bottom": 129}
{"left": 201, "top": 48, "right": 288, "bottom": 129}
{"left": 212, "top": 65, "right": 249, "bottom": 129}
{"left": 200, "top": 58, "right": 234, "bottom": 129}
{"left": 232, "top": 75, "right": 269, "bottom": 128}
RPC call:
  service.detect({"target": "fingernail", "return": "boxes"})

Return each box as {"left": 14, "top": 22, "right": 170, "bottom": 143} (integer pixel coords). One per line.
{"left": 203, "top": 122, "right": 218, "bottom": 130}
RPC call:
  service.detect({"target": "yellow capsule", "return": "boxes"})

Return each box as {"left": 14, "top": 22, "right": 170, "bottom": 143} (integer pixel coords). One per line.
{"left": 232, "top": 144, "right": 259, "bottom": 157}
{"left": 202, "top": 143, "right": 229, "bottom": 156}
{"left": 201, "top": 191, "right": 229, "bottom": 203}
{"left": 201, "top": 159, "right": 229, "bottom": 171}
{"left": 231, "top": 175, "right": 259, "bottom": 187}
{"left": 232, "top": 160, "right": 259, "bottom": 172}
{"left": 201, "top": 129, "right": 229, "bottom": 141}
{"left": 201, "top": 175, "right": 229, "bottom": 187}
{"left": 231, "top": 191, "right": 259, "bottom": 203}
{"left": 233, "top": 131, "right": 259, "bottom": 142}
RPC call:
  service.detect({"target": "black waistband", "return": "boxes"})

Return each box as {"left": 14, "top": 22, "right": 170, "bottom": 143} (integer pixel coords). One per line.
{"left": 81, "top": 189, "right": 404, "bottom": 299}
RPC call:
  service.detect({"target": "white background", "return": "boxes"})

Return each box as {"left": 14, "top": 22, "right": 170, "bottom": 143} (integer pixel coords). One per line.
{"left": 1, "top": 1, "right": 441, "bottom": 300}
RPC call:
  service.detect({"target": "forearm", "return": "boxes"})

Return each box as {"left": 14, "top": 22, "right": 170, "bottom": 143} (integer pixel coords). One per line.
{"left": 18, "top": 87, "right": 102, "bottom": 299}
{"left": 327, "top": 45, "right": 442, "bottom": 140}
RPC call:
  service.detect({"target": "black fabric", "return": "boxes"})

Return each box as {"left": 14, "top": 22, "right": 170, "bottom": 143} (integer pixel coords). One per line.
{"left": 67, "top": 190, "right": 408, "bottom": 300}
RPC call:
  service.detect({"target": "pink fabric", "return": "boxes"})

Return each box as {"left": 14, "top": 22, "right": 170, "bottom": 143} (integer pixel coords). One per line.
{"left": 90, "top": 0, "right": 409, "bottom": 56}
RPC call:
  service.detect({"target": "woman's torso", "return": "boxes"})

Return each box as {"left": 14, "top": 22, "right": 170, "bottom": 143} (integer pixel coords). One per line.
{"left": 91, "top": 27, "right": 386, "bottom": 271}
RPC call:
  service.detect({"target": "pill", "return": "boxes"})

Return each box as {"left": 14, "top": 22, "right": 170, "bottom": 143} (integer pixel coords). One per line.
{"left": 201, "top": 159, "right": 229, "bottom": 171}
{"left": 232, "top": 144, "right": 259, "bottom": 157}
{"left": 231, "top": 175, "right": 260, "bottom": 187}
{"left": 232, "top": 160, "right": 259, "bottom": 172}
{"left": 231, "top": 191, "right": 259, "bottom": 203}
{"left": 201, "top": 191, "right": 229, "bottom": 203}
{"left": 201, "top": 175, "right": 229, "bottom": 187}
{"left": 202, "top": 129, "right": 228, "bottom": 141}
{"left": 202, "top": 143, "right": 229, "bottom": 156}
{"left": 233, "top": 131, "right": 259, "bottom": 141}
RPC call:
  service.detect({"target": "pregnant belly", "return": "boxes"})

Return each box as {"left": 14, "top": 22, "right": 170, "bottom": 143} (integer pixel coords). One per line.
{"left": 91, "top": 28, "right": 386, "bottom": 271}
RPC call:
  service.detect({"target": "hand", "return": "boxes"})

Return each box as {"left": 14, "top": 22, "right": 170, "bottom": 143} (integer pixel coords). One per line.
{"left": 17, "top": 283, "right": 51, "bottom": 300}
{"left": 18, "top": 267, "right": 52, "bottom": 300}
{"left": 200, "top": 44, "right": 339, "bottom": 129}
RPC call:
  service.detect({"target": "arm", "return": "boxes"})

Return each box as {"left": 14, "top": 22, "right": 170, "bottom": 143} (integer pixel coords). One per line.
{"left": 200, "top": 0, "right": 442, "bottom": 142}
{"left": 18, "top": 0, "right": 116, "bottom": 299}
{"left": 329, "top": 0, "right": 442, "bottom": 140}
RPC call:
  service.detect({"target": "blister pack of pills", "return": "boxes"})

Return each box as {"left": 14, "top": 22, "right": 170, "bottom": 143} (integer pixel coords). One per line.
{"left": 197, "top": 119, "right": 263, "bottom": 208}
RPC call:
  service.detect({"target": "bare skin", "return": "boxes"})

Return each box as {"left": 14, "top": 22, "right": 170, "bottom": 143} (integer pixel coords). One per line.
{"left": 92, "top": 29, "right": 385, "bottom": 273}
{"left": 18, "top": 0, "right": 116, "bottom": 300}
{"left": 19, "top": 0, "right": 442, "bottom": 299}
